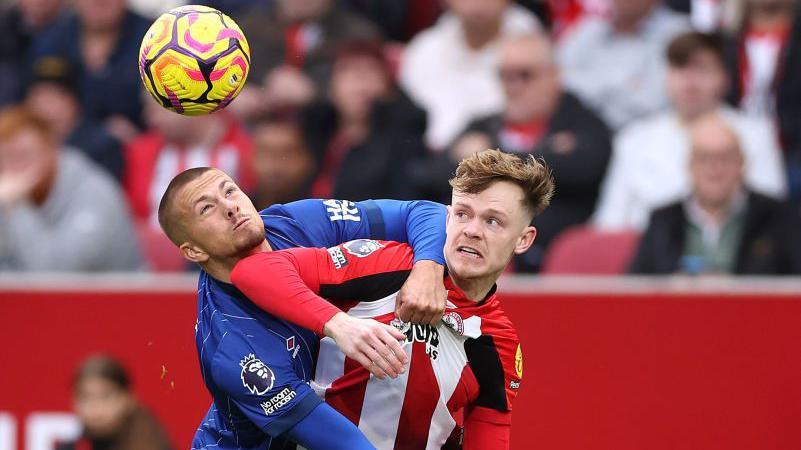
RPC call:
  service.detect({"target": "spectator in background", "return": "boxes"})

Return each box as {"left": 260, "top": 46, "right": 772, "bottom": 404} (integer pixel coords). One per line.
{"left": 436, "top": 33, "right": 611, "bottom": 272}
{"left": 249, "top": 115, "right": 315, "bottom": 210}
{"left": 630, "top": 113, "right": 801, "bottom": 275}
{"left": 558, "top": 0, "right": 689, "bottom": 130}
{"left": 0, "top": 107, "right": 142, "bottom": 271}
{"left": 230, "top": 0, "right": 380, "bottom": 119}
{"left": 726, "top": 0, "right": 796, "bottom": 118}
{"left": 666, "top": 0, "right": 743, "bottom": 31}
{"left": 302, "top": 41, "right": 427, "bottom": 201}
{"left": 125, "top": 96, "right": 253, "bottom": 228}
{"left": 724, "top": 0, "right": 801, "bottom": 204}
{"left": 28, "top": 0, "right": 150, "bottom": 143}
{"left": 399, "top": 0, "right": 540, "bottom": 150}
{"left": 0, "top": 0, "right": 64, "bottom": 106}
{"left": 594, "top": 31, "right": 786, "bottom": 231}
{"left": 56, "top": 355, "right": 172, "bottom": 450}
{"left": 24, "top": 56, "right": 123, "bottom": 180}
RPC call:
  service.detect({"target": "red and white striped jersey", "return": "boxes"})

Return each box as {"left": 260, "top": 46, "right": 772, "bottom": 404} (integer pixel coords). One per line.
{"left": 235, "top": 240, "right": 523, "bottom": 449}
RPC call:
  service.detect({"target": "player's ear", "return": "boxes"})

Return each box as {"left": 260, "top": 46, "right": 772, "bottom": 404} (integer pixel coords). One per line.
{"left": 445, "top": 205, "right": 452, "bottom": 226}
{"left": 180, "top": 242, "right": 209, "bottom": 263}
{"left": 513, "top": 226, "right": 537, "bottom": 255}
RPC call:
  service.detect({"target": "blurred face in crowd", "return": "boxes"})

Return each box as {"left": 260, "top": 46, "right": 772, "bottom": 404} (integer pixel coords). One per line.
{"left": 143, "top": 95, "right": 215, "bottom": 146}
{"left": 25, "top": 82, "right": 79, "bottom": 140}
{"left": 74, "top": 375, "right": 133, "bottom": 439}
{"left": 330, "top": 54, "right": 391, "bottom": 123}
{"left": 74, "top": 0, "right": 126, "bottom": 31}
{"left": 18, "top": 0, "right": 62, "bottom": 28}
{"left": 667, "top": 49, "right": 728, "bottom": 120}
{"left": 749, "top": 0, "right": 794, "bottom": 10}
{"left": 689, "top": 116, "right": 745, "bottom": 210}
{"left": 278, "top": 0, "right": 331, "bottom": 22}
{"left": 251, "top": 122, "right": 314, "bottom": 206}
{"left": 175, "top": 169, "right": 265, "bottom": 262}
{"left": 446, "top": 0, "right": 508, "bottom": 31}
{"left": 445, "top": 181, "right": 536, "bottom": 285}
{"left": 0, "top": 126, "right": 56, "bottom": 189}
{"left": 498, "top": 34, "right": 561, "bottom": 123}
{"left": 611, "top": 0, "right": 659, "bottom": 27}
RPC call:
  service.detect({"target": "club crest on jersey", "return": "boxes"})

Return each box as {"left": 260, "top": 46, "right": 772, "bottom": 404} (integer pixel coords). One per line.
{"left": 515, "top": 344, "right": 523, "bottom": 378}
{"left": 442, "top": 312, "right": 464, "bottom": 335}
{"left": 342, "top": 239, "right": 383, "bottom": 258}
{"left": 240, "top": 354, "right": 275, "bottom": 396}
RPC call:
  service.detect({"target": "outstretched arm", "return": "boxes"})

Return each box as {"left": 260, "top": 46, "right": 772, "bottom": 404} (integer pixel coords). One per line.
{"left": 275, "top": 198, "right": 448, "bottom": 325}
{"left": 286, "top": 402, "right": 375, "bottom": 450}
{"left": 232, "top": 242, "right": 417, "bottom": 379}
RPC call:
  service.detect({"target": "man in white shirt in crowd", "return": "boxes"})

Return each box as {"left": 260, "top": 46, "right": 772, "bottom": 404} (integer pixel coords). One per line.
{"left": 558, "top": 0, "right": 689, "bottom": 130}
{"left": 399, "top": 0, "right": 540, "bottom": 150}
{"left": 593, "top": 31, "right": 787, "bottom": 231}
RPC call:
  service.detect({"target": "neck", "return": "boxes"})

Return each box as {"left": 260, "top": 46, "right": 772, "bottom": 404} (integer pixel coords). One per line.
{"left": 696, "top": 199, "right": 731, "bottom": 225}
{"left": 678, "top": 105, "right": 717, "bottom": 125}
{"left": 448, "top": 271, "right": 498, "bottom": 303}
{"left": 202, "top": 239, "right": 271, "bottom": 283}
{"left": 462, "top": 21, "right": 501, "bottom": 50}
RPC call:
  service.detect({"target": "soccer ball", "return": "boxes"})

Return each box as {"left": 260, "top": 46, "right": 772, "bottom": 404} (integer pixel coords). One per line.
{"left": 138, "top": 5, "right": 250, "bottom": 115}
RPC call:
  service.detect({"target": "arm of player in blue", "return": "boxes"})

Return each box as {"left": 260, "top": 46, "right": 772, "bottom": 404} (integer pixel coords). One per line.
{"left": 286, "top": 402, "right": 376, "bottom": 450}
{"left": 280, "top": 198, "right": 446, "bottom": 265}
{"left": 370, "top": 199, "right": 446, "bottom": 265}
{"left": 210, "top": 336, "right": 323, "bottom": 439}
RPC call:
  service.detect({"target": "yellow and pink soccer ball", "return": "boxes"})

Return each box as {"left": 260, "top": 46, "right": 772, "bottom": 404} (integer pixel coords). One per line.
{"left": 138, "top": 5, "right": 250, "bottom": 115}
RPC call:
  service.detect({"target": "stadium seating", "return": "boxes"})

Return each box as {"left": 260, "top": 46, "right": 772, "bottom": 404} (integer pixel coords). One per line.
{"left": 541, "top": 225, "right": 641, "bottom": 274}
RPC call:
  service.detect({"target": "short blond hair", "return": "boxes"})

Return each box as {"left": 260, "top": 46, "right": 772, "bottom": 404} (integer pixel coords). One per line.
{"left": 449, "top": 149, "right": 554, "bottom": 218}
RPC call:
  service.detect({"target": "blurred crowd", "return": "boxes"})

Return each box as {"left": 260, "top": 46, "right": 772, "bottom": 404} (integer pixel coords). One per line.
{"left": 0, "top": 0, "right": 799, "bottom": 275}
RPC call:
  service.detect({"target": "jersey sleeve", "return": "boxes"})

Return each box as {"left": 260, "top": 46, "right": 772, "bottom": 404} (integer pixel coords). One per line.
{"left": 464, "top": 330, "right": 523, "bottom": 414}
{"left": 209, "top": 334, "right": 321, "bottom": 437}
{"left": 231, "top": 241, "right": 415, "bottom": 335}
{"left": 462, "top": 332, "right": 521, "bottom": 450}
{"left": 276, "top": 198, "right": 446, "bottom": 265}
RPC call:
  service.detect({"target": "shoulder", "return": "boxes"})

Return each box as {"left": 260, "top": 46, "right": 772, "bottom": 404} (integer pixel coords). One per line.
{"left": 647, "top": 201, "right": 685, "bottom": 225}
{"left": 60, "top": 150, "right": 123, "bottom": 197}
{"left": 615, "top": 112, "right": 676, "bottom": 152}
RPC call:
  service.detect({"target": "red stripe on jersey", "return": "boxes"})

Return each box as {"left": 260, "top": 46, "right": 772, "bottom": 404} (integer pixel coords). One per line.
{"left": 394, "top": 340, "right": 440, "bottom": 449}
{"left": 325, "top": 356, "right": 371, "bottom": 425}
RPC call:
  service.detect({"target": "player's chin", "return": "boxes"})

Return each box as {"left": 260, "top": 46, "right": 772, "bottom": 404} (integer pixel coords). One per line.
{"left": 233, "top": 228, "right": 264, "bottom": 252}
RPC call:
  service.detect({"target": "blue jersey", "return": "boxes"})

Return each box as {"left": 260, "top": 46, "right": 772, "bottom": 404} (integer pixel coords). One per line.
{"left": 192, "top": 199, "right": 446, "bottom": 449}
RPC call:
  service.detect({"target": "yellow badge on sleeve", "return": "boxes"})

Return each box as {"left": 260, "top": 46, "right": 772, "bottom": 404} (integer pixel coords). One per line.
{"left": 515, "top": 344, "right": 523, "bottom": 378}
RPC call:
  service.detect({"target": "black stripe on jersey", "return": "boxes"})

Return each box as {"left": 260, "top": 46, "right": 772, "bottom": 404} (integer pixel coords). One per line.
{"left": 362, "top": 200, "right": 386, "bottom": 240}
{"left": 465, "top": 335, "right": 508, "bottom": 412}
{"left": 319, "top": 270, "right": 411, "bottom": 303}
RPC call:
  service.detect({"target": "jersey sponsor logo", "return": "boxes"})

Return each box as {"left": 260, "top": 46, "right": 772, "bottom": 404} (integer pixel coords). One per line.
{"left": 509, "top": 380, "right": 521, "bottom": 390}
{"left": 393, "top": 319, "right": 441, "bottom": 360}
{"left": 342, "top": 239, "right": 383, "bottom": 258}
{"left": 442, "top": 312, "right": 465, "bottom": 335}
{"left": 260, "top": 387, "right": 297, "bottom": 415}
{"left": 286, "top": 336, "right": 300, "bottom": 359}
{"left": 323, "top": 199, "right": 361, "bottom": 222}
{"left": 240, "top": 354, "right": 275, "bottom": 396}
{"left": 327, "top": 246, "right": 348, "bottom": 269}
{"left": 515, "top": 344, "right": 523, "bottom": 378}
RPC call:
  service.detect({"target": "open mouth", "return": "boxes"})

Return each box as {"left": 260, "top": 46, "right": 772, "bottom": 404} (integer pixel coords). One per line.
{"left": 457, "top": 246, "right": 483, "bottom": 259}
{"left": 233, "top": 217, "right": 250, "bottom": 230}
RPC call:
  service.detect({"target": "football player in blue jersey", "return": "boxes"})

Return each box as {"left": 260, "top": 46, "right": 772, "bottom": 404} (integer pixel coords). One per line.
{"left": 157, "top": 167, "right": 448, "bottom": 449}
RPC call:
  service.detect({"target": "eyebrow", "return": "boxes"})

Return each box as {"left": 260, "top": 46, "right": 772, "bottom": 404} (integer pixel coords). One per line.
{"left": 193, "top": 180, "right": 229, "bottom": 209}
{"left": 484, "top": 208, "right": 510, "bottom": 219}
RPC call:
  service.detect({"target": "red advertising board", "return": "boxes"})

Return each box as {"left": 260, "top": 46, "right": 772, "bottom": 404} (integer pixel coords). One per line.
{"left": 1, "top": 276, "right": 800, "bottom": 450}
